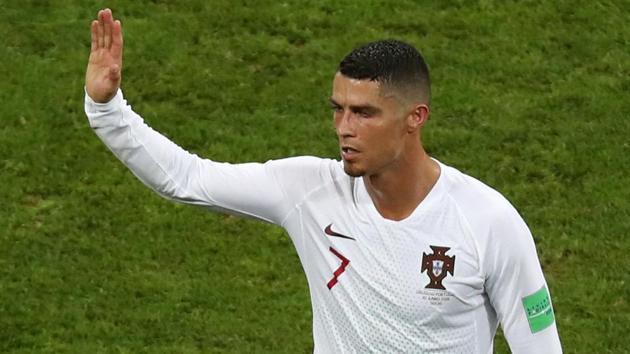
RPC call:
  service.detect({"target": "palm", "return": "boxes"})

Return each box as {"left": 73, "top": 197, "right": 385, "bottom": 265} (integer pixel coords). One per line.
{"left": 85, "top": 9, "right": 123, "bottom": 103}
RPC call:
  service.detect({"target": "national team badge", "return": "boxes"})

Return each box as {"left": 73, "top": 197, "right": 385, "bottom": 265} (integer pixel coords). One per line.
{"left": 421, "top": 246, "right": 455, "bottom": 290}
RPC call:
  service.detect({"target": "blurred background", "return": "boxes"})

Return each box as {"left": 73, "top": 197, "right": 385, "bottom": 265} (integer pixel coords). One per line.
{"left": 1, "top": 0, "right": 629, "bottom": 352}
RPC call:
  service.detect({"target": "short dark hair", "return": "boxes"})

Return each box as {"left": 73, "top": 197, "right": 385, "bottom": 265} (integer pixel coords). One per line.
{"left": 338, "top": 39, "right": 431, "bottom": 104}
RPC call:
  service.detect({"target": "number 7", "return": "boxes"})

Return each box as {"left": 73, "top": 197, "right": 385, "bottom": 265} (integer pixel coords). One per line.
{"left": 327, "top": 247, "right": 350, "bottom": 290}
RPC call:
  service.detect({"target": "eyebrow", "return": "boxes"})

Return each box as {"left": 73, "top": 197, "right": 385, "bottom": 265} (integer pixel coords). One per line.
{"left": 329, "top": 98, "right": 382, "bottom": 114}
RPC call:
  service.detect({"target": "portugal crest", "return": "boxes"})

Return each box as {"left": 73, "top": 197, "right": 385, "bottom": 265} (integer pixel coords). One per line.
{"left": 421, "top": 246, "right": 455, "bottom": 290}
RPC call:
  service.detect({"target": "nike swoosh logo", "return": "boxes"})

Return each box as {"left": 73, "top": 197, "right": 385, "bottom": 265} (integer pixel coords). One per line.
{"left": 324, "top": 224, "right": 356, "bottom": 241}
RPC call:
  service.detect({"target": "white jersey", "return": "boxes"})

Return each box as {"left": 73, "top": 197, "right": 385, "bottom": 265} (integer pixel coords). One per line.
{"left": 85, "top": 90, "right": 562, "bottom": 354}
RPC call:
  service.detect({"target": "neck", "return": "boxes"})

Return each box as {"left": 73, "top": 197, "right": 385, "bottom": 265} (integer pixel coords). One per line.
{"left": 363, "top": 146, "right": 440, "bottom": 221}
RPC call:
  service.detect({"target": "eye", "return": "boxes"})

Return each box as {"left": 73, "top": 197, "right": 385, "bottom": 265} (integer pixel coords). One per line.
{"left": 357, "top": 110, "right": 372, "bottom": 119}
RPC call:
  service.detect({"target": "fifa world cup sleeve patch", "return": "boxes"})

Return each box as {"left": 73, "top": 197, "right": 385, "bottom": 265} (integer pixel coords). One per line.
{"left": 522, "top": 285, "right": 556, "bottom": 333}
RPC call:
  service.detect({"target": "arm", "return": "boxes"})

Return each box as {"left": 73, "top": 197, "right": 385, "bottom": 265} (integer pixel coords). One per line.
{"left": 84, "top": 9, "right": 317, "bottom": 224}
{"left": 85, "top": 90, "right": 296, "bottom": 224}
{"left": 484, "top": 206, "right": 563, "bottom": 353}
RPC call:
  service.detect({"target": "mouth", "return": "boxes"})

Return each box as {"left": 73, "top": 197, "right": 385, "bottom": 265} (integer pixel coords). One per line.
{"left": 341, "top": 146, "right": 360, "bottom": 160}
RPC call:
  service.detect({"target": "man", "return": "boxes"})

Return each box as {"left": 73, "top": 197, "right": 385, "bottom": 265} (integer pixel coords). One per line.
{"left": 85, "top": 8, "right": 562, "bottom": 353}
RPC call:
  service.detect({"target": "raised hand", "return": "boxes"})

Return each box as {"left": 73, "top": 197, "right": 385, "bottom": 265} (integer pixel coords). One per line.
{"left": 85, "top": 9, "right": 123, "bottom": 103}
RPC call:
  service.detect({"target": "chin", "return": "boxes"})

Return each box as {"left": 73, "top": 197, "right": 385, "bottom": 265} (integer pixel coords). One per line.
{"left": 342, "top": 161, "right": 366, "bottom": 177}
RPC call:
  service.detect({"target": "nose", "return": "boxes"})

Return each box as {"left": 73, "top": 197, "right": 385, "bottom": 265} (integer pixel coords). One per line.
{"left": 335, "top": 110, "right": 356, "bottom": 139}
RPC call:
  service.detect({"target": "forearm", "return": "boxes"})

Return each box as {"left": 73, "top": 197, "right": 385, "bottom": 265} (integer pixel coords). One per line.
{"left": 85, "top": 89, "right": 209, "bottom": 204}
{"left": 84, "top": 89, "right": 297, "bottom": 224}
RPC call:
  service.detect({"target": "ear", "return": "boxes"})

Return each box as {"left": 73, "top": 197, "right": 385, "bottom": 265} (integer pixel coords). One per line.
{"left": 406, "top": 104, "right": 430, "bottom": 133}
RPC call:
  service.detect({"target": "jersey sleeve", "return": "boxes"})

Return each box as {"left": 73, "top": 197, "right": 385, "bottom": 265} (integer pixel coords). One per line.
{"left": 84, "top": 89, "right": 324, "bottom": 225}
{"left": 483, "top": 204, "right": 563, "bottom": 353}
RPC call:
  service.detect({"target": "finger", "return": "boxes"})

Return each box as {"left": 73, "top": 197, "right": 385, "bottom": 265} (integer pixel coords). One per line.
{"left": 90, "top": 20, "right": 98, "bottom": 52}
{"left": 97, "top": 10, "right": 104, "bottom": 48}
{"left": 111, "top": 20, "right": 123, "bottom": 60}
{"left": 103, "top": 9, "right": 112, "bottom": 49}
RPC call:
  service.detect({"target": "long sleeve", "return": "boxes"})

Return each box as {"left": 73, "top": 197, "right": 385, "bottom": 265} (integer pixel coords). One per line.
{"left": 483, "top": 205, "right": 563, "bottom": 354}
{"left": 84, "top": 89, "right": 322, "bottom": 225}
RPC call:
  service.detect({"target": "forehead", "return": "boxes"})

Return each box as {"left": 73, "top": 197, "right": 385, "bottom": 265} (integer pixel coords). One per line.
{"left": 331, "top": 73, "right": 391, "bottom": 104}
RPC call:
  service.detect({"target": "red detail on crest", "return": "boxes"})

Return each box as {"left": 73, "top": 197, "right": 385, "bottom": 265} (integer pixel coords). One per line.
{"left": 421, "top": 245, "right": 456, "bottom": 290}
{"left": 327, "top": 247, "right": 350, "bottom": 290}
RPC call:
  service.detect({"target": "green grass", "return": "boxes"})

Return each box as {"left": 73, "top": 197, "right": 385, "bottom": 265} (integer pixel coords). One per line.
{"left": 1, "top": 0, "right": 629, "bottom": 352}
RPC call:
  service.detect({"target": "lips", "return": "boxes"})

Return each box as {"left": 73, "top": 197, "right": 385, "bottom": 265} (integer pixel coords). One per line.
{"left": 341, "top": 146, "right": 360, "bottom": 161}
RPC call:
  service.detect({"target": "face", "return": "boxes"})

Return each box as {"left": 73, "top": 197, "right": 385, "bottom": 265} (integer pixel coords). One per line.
{"left": 330, "top": 73, "right": 416, "bottom": 177}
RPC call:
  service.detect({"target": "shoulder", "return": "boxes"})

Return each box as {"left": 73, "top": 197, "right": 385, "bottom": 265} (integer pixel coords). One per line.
{"left": 438, "top": 161, "right": 542, "bottom": 282}
{"left": 441, "top": 162, "right": 516, "bottom": 219}
{"left": 264, "top": 156, "right": 345, "bottom": 181}
{"left": 438, "top": 161, "right": 528, "bottom": 241}
{"left": 264, "top": 156, "right": 349, "bottom": 197}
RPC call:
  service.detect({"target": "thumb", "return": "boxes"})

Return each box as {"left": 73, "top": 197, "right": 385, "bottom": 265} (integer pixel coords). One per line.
{"left": 109, "top": 64, "right": 121, "bottom": 80}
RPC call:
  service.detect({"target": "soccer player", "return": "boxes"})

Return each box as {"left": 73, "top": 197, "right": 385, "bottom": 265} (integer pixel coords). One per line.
{"left": 85, "top": 8, "right": 562, "bottom": 353}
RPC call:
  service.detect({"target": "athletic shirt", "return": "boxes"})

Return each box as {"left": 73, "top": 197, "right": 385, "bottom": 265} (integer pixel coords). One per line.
{"left": 85, "top": 90, "right": 563, "bottom": 353}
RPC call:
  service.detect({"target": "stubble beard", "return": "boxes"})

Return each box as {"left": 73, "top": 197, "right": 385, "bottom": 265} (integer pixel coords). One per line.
{"left": 342, "top": 160, "right": 365, "bottom": 177}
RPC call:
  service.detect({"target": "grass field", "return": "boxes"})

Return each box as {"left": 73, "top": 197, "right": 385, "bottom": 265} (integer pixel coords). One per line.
{"left": 1, "top": 0, "right": 629, "bottom": 353}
